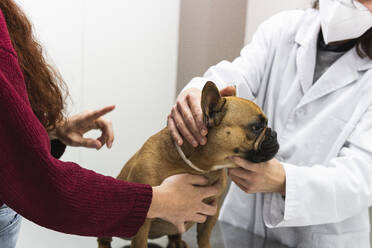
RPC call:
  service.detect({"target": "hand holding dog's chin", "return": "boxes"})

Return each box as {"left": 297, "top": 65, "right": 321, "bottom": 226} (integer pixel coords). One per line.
{"left": 229, "top": 157, "right": 286, "bottom": 196}
{"left": 146, "top": 174, "right": 219, "bottom": 234}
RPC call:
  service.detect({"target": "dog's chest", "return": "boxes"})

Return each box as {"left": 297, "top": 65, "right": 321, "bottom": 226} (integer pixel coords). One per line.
{"left": 204, "top": 170, "right": 225, "bottom": 186}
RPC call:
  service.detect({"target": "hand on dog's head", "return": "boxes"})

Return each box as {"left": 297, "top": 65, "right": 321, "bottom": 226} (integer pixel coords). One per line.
{"left": 200, "top": 82, "right": 279, "bottom": 168}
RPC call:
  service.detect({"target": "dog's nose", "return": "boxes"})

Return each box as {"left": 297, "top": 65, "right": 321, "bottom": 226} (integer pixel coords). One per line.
{"left": 244, "top": 127, "right": 279, "bottom": 163}
{"left": 263, "top": 128, "right": 276, "bottom": 143}
{"left": 271, "top": 130, "right": 277, "bottom": 139}
{"left": 260, "top": 128, "right": 279, "bottom": 155}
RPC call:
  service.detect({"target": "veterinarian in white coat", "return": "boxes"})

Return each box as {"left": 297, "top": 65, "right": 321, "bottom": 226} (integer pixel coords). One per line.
{"left": 168, "top": 0, "right": 372, "bottom": 247}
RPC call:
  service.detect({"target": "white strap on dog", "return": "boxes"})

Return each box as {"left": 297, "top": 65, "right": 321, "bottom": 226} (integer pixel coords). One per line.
{"left": 174, "top": 142, "right": 206, "bottom": 173}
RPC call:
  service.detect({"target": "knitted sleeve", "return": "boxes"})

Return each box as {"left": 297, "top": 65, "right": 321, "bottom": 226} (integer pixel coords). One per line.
{"left": 0, "top": 11, "right": 152, "bottom": 238}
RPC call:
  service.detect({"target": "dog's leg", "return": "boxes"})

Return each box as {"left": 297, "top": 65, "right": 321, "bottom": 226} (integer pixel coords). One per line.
{"left": 131, "top": 219, "right": 152, "bottom": 248}
{"left": 196, "top": 211, "right": 219, "bottom": 248}
{"left": 97, "top": 237, "right": 112, "bottom": 248}
{"left": 167, "top": 234, "right": 189, "bottom": 248}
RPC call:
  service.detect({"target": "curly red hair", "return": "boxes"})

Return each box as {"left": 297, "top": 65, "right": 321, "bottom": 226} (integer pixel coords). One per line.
{"left": 0, "top": 0, "right": 68, "bottom": 131}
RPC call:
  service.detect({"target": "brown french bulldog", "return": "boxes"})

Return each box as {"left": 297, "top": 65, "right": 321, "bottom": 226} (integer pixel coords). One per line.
{"left": 97, "top": 81, "right": 279, "bottom": 248}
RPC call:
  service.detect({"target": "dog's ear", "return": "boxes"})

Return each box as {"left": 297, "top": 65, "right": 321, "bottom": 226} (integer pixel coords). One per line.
{"left": 201, "top": 81, "right": 227, "bottom": 127}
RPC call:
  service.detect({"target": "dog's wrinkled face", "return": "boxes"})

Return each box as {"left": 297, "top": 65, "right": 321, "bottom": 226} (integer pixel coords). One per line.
{"left": 199, "top": 82, "right": 279, "bottom": 169}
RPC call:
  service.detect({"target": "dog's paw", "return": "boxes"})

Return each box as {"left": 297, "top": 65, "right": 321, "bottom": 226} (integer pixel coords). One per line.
{"left": 98, "top": 243, "right": 112, "bottom": 248}
{"left": 98, "top": 244, "right": 112, "bottom": 248}
{"left": 97, "top": 237, "right": 112, "bottom": 248}
{"left": 166, "top": 240, "right": 189, "bottom": 248}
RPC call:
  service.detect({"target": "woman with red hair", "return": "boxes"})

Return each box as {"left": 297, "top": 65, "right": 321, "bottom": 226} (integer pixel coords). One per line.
{"left": 0, "top": 1, "right": 220, "bottom": 247}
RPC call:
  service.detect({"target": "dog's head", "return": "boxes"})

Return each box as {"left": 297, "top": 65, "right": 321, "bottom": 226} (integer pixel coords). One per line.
{"left": 198, "top": 82, "right": 279, "bottom": 170}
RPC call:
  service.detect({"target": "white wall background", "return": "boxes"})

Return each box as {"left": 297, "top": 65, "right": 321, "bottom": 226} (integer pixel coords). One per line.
{"left": 245, "top": 0, "right": 311, "bottom": 43}
{"left": 14, "top": 0, "right": 180, "bottom": 247}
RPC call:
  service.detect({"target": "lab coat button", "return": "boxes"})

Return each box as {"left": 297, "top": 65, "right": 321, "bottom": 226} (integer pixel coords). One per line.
{"left": 297, "top": 109, "right": 305, "bottom": 116}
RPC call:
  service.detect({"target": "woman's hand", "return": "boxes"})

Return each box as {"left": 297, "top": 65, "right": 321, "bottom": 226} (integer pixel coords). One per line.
{"left": 49, "top": 105, "right": 115, "bottom": 149}
{"left": 229, "top": 157, "right": 286, "bottom": 195}
{"left": 147, "top": 174, "right": 220, "bottom": 234}
{"left": 167, "top": 86, "right": 236, "bottom": 147}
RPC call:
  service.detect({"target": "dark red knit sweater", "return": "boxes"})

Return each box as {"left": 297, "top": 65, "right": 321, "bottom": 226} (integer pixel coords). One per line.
{"left": 0, "top": 11, "right": 152, "bottom": 237}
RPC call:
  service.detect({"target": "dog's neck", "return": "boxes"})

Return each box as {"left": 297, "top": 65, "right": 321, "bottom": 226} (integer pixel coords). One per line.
{"left": 161, "top": 129, "right": 235, "bottom": 173}
{"left": 174, "top": 142, "right": 207, "bottom": 173}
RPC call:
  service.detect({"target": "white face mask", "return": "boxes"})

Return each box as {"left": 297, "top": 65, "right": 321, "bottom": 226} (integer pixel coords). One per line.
{"left": 319, "top": 0, "right": 372, "bottom": 44}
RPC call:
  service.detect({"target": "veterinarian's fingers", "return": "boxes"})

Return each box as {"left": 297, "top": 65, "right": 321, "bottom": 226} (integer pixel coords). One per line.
{"left": 235, "top": 181, "right": 248, "bottom": 193}
{"left": 185, "top": 174, "right": 208, "bottom": 186}
{"left": 167, "top": 115, "right": 183, "bottom": 146}
{"left": 229, "top": 168, "right": 254, "bottom": 181}
{"left": 80, "top": 138, "right": 102, "bottom": 149}
{"left": 177, "top": 99, "right": 205, "bottom": 145}
{"left": 186, "top": 94, "right": 208, "bottom": 138}
{"left": 231, "top": 175, "right": 256, "bottom": 194}
{"left": 231, "top": 175, "right": 249, "bottom": 192}
{"left": 95, "top": 118, "right": 114, "bottom": 148}
{"left": 230, "top": 156, "right": 260, "bottom": 172}
{"left": 220, "top": 86, "right": 236, "bottom": 97}
{"left": 86, "top": 105, "right": 116, "bottom": 122}
{"left": 171, "top": 106, "right": 198, "bottom": 147}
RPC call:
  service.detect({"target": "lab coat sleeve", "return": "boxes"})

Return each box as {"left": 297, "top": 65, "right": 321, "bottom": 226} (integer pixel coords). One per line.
{"left": 181, "top": 11, "right": 293, "bottom": 99}
{"left": 263, "top": 105, "right": 372, "bottom": 227}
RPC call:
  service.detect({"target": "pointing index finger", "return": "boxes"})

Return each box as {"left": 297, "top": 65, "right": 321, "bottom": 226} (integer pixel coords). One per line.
{"left": 87, "top": 105, "right": 116, "bottom": 121}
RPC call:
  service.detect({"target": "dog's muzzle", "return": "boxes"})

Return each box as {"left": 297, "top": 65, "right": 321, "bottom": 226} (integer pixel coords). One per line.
{"left": 244, "top": 128, "right": 279, "bottom": 163}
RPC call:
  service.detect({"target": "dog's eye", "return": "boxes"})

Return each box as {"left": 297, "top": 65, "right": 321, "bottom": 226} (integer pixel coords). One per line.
{"left": 251, "top": 124, "right": 263, "bottom": 133}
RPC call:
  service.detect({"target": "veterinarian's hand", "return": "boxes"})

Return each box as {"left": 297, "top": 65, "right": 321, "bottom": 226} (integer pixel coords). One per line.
{"left": 229, "top": 157, "right": 286, "bottom": 195}
{"left": 148, "top": 174, "right": 220, "bottom": 234}
{"left": 168, "top": 86, "right": 236, "bottom": 147}
{"left": 49, "top": 105, "right": 115, "bottom": 149}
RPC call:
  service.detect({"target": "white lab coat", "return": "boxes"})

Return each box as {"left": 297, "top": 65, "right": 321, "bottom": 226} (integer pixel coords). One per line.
{"left": 183, "top": 9, "right": 372, "bottom": 248}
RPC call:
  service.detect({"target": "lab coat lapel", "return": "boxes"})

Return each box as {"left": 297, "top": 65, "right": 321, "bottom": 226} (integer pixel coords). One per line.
{"left": 293, "top": 11, "right": 372, "bottom": 110}
{"left": 295, "top": 49, "right": 372, "bottom": 110}
{"left": 294, "top": 16, "right": 319, "bottom": 95}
